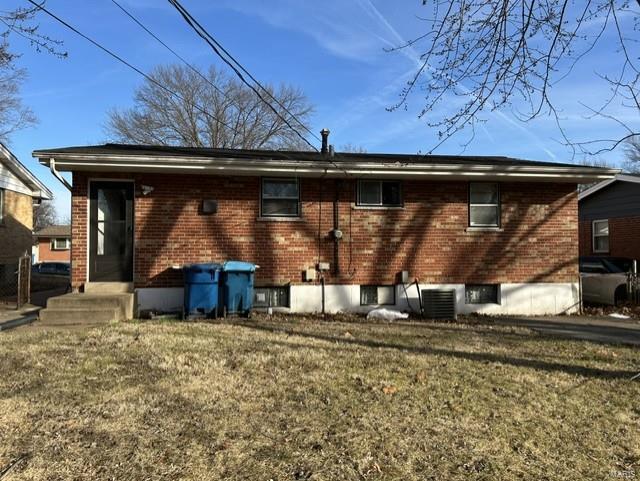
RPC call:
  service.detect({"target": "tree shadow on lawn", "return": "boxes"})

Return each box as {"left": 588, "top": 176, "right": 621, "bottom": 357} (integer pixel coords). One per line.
{"left": 235, "top": 321, "right": 636, "bottom": 380}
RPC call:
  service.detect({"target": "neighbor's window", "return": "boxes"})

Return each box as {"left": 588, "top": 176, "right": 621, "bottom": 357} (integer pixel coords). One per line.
{"left": 357, "top": 180, "right": 402, "bottom": 207}
{"left": 261, "top": 178, "right": 300, "bottom": 217}
{"left": 51, "top": 238, "right": 70, "bottom": 250}
{"left": 254, "top": 286, "right": 290, "bottom": 308}
{"left": 0, "top": 188, "right": 4, "bottom": 224}
{"left": 592, "top": 219, "right": 609, "bottom": 253}
{"left": 360, "top": 285, "right": 395, "bottom": 305}
{"left": 465, "top": 284, "right": 500, "bottom": 304}
{"left": 469, "top": 183, "right": 500, "bottom": 227}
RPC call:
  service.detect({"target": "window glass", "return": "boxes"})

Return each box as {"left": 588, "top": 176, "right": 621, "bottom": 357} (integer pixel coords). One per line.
{"left": 592, "top": 220, "right": 609, "bottom": 253}
{"left": 357, "top": 181, "right": 402, "bottom": 206}
{"left": 469, "top": 183, "right": 500, "bottom": 226}
{"left": 360, "top": 286, "right": 378, "bottom": 305}
{"left": 465, "top": 284, "right": 500, "bottom": 304}
{"left": 261, "top": 179, "right": 299, "bottom": 217}
{"left": 360, "top": 285, "right": 395, "bottom": 305}
{"left": 254, "top": 287, "right": 290, "bottom": 308}
{"left": 358, "top": 181, "right": 381, "bottom": 205}
{"left": 0, "top": 189, "right": 4, "bottom": 223}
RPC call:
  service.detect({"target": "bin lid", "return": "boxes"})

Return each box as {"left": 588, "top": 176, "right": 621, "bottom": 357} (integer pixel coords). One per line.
{"left": 183, "top": 262, "right": 222, "bottom": 272}
{"left": 222, "top": 260, "right": 256, "bottom": 272}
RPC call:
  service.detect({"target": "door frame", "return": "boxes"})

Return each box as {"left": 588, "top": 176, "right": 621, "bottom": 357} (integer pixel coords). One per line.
{"left": 86, "top": 178, "right": 135, "bottom": 283}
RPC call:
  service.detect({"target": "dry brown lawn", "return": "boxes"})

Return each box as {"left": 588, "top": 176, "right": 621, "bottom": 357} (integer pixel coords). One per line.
{"left": 1, "top": 315, "right": 639, "bottom": 480}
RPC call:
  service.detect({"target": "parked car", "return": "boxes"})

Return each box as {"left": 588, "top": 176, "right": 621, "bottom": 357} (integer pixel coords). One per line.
{"left": 579, "top": 256, "right": 629, "bottom": 306}
{"left": 32, "top": 262, "right": 70, "bottom": 277}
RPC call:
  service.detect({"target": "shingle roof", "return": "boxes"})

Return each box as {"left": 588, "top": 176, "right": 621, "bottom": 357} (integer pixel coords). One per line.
{"left": 33, "top": 143, "right": 606, "bottom": 170}
{"left": 34, "top": 225, "right": 71, "bottom": 238}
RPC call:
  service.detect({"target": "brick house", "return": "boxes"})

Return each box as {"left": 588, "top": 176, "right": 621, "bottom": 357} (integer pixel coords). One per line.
{"left": 33, "top": 225, "right": 71, "bottom": 263}
{"left": 1, "top": 143, "right": 52, "bottom": 273}
{"left": 33, "top": 143, "right": 615, "bottom": 316}
{"left": 578, "top": 174, "right": 640, "bottom": 262}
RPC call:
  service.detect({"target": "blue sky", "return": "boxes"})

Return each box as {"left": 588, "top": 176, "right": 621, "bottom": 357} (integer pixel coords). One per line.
{"left": 6, "top": 0, "right": 634, "bottom": 220}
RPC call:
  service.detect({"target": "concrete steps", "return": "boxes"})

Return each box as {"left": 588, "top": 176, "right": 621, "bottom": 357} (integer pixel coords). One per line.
{"left": 38, "top": 292, "right": 135, "bottom": 325}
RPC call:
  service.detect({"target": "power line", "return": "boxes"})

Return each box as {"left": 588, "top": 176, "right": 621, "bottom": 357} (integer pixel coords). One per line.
{"left": 25, "top": 0, "right": 261, "bottom": 144}
{"left": 166, "top": 0, "right": 320, "bottom": 144}
{"left": 167, "top": 0, "right": 320, "bottom": 151}
{"left": 109, "top": 0, "right": 229, "bottom": 103}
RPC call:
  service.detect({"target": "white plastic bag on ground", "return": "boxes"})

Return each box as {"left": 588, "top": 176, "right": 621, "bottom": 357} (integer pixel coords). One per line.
{"left": 367, "top": 308, "right": 409, "bottom": 321}
{"left": 609, "top": 313, "right": 631, "bottom": 319}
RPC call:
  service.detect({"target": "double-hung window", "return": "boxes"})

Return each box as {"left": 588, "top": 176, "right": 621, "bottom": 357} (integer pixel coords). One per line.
{"left": 469, "top": 183, "right": 500, "bottom": 227}
{"left": 261, "top": 178, "right": 300, "bottom": 217}
{"left": 357, "top": 180, "right": 402, "bottom": 207}
{"left": 51, "top": 238, "right": 70, "bottom": 250}
{"left": 592, "top": 219, "right": 609, "bottom": 253}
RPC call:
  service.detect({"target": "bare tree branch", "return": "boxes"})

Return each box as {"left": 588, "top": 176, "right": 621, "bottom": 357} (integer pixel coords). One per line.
{"left": 392, "top": 0, "right": 639, "bottom": 157}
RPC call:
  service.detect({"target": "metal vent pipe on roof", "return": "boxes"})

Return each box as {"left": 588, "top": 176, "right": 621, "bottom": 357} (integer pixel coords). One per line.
{"left": 320, "top": 128, "right": 330, "bottom": 154}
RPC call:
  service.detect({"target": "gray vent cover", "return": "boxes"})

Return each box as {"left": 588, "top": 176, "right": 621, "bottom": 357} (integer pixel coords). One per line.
{"left": 422, "top": 289, "right": 457, "bottom": 320}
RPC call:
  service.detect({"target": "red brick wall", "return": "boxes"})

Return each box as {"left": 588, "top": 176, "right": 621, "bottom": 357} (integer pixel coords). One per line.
{"left": 71, "top": 172, "right": 579, "bottom": 289}
{"left": 37, "top": 238, "right": 71, "bottom": 262}
{"left": 579, "top": 217, "right": 640, "bottom": 260}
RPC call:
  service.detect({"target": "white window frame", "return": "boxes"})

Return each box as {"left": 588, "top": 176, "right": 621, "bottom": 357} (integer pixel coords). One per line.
{"left": 260, "top": 177, "right": 300, "bottom": 218}
{"left": 360, "top": 285, "right": 396, "bottom": 306}
{"left": 356, "top": 180, "right": 403, "bottom": 207}
{"left": 469, "top": 182, "right": 501, "bottom": 227}
{"left": 465, "top": 284, "right": 501, "bottom": 305}
{"left": 592, "top": 219, "right": 609, "bottom": 253}
{"left": 51, "top": 238, "right": 71, "bottom": 250}
{"left": 0, "top": 188, "right": 4, "bottom": 224}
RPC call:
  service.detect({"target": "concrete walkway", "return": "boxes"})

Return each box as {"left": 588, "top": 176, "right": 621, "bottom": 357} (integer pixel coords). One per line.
{"left": 0, "top": 305, "right": 40, "bottom": 332}
{"left": 492, "top": 315, "right": 640, "bottom": 346}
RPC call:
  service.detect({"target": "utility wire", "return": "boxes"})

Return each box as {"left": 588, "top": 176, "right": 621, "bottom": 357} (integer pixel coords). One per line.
{"left": 25, "top": 0, "right": 256, "bottom": 144}
{"left": 167, "top": 0, "right": 320, "bottom": 144}
{"left": 109, "top": 0, "right": 230, "bottom": 107}
{"left": 167, "top": 0, "right": 320, "bottom": 152}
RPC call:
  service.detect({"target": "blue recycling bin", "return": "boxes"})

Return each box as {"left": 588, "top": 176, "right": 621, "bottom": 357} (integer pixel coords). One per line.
{"left": 183, "top": 263, "right": 222, "bottom": 319}
{"left": 221, "top": 261, "right": 256, "bottom": 316}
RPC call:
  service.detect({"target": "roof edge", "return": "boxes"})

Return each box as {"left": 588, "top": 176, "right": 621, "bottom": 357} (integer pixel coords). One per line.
{"left": 1, "top": 142, "right": 53, "bottom": 200}
{"left": 578, "top": 173, "right": 640, "bottom": 201}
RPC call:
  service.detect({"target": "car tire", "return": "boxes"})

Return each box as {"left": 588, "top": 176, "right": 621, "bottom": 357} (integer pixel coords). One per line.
{"left": 614, "top": 285, "right": 628, "bottom": 307}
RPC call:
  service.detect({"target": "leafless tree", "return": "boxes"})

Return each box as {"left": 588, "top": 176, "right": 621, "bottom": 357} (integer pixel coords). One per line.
{"left": 389, "top": 1, "right": 639, "bottom": 156}
{"left": 33, "top": 200, "right": 58, "bottom": 231}
{"left": 623, "top": 136, "right": 640, "bottom": 172}
{"left": 106, "top": 64, "right": 315, "bottom": 150}
{"left": 0, "top": 3, "right": 65, "bottom": 142}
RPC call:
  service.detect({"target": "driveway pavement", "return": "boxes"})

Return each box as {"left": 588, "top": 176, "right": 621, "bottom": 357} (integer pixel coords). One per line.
{"left": 492, "top": 316, "right": 640, "bottom": 346}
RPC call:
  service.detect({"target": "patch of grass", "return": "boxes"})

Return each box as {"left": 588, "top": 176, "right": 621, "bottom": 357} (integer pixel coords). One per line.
{"left": 1, "top": 316, "right": 639, "bottom": 480}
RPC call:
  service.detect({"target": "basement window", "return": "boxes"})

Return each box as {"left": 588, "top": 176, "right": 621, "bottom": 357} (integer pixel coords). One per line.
{"left": 51, "top": 238, "right": 70, "bottom": 250}
{"left": 465, "top": 284, "right": 500, "bottom": 305}
{"left": 357, "top": 180, "right": 402, "bottom": 207}
{"left": 469, "top": 183, "right": 500, "bottom": 227}
{"left": 254, "top": 286, "right": 290, "bottom": 308}
{"left": 261, "top": 178, "right": 300, "bottom": 217}
{"left": 592, "top": 219, "right": 609, "bottom": 253}
{"left": 360, "top": 285, "right": 395, "bottom": 306}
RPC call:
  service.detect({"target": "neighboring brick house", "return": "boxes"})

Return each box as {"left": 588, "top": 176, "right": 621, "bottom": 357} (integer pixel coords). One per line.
{"left": 33, "top": 225, "right": 71, "bottom": 263}
{"left": 33, "top": 142, "right": 616, "bottom": 316}
{"left": 0, "top": 143, "right": 53, "bottom": 273}
{"left": 578, "top": 174, "right": 640, "bottom": 262}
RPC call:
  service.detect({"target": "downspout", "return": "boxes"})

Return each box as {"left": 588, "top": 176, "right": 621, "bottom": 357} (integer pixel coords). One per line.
{"left": 333, "top": 178, "right": 341, "bottom": 276}
{"left": 49, "top": 157, "right": 72, "bottom": 191}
